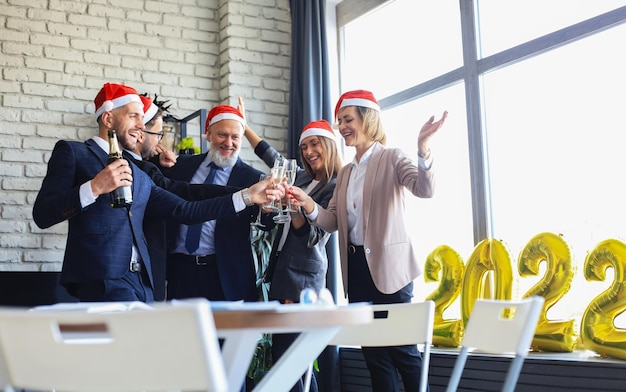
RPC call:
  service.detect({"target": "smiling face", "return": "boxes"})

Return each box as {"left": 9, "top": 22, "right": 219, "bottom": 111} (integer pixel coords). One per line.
{"left": 101, "top": 101, "right": 145, "bottom": 151}
{"left": 336, "top": 106, "right": 366, "bottom": 148}
{"left": 300, "top": 135, "right": 326, "bottom": 178}
{"left": 206, "top": 119, "right": 243, "bottom": 168}
{"left": 138, "top": 115, "right": 163, "bottom": 159}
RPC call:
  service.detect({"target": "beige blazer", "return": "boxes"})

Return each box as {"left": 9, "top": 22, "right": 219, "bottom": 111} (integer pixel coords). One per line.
{"left": 314, "top": 142, "right": 435, "bottom": 295}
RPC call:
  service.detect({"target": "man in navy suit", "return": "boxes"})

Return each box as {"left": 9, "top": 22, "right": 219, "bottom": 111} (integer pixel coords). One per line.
{"left": 32, "top": 83, "right": 281, "bottom": 303}
{"left": 124, "top": 95, "right": 238, "bottom": 301}
{"left": 164, "top": 105, "right": 273, "bottom": 302}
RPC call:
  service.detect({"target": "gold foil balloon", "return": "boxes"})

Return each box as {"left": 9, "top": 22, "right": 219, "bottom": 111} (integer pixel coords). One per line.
{"left": 424, "top": 245, "right": 464, "bottom": 347}
{"left": 518, "top": 232, "right": 577, "bottom": 352}
{"left": 581, "top": 239, "right": 626, "bottom": 360}
{"left": 461, "top": 238, "right": 513, "bottom": 326}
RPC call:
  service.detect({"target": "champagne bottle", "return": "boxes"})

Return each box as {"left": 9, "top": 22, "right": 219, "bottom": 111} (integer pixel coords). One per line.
{"left": 107, "top": 129, "right": 133, "bottom": 208}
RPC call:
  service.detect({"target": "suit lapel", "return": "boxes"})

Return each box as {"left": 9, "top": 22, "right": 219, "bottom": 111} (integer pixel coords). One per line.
{"left": 361, "top": 143, "right": 384, "bottom": 226}
{"left": 227, "top": 158, "right": 247, "bottom": 187}
{"left": 86, "top": 138, "right": 108, "bottom": 168}
{"left": 173, "top": 153, "right": 207, "bottom": 182}
{"left": 307, "top": 179, "right": 328, "bottom": 200}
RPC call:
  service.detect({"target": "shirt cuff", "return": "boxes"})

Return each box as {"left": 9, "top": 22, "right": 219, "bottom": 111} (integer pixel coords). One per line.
{"left": 80, "top": 181, "right": 97, "bottom": 208}
{"left": 232, "top": 191, "right": 246, "bottom": 212}
{"left": 305, "top": 203, "right": 319, "bottom": 221}
{"left": 418, "top": 154, "right": 433, "bottom": 170}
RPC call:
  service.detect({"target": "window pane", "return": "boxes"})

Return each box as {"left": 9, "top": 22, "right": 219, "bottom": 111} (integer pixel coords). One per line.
{"left": 383, "top": 84, "right": 474, "bottom": 304}
{"left": 340, "top": 0, "right": 463, "bottom": 97}
{"left": 477, "top": 0, "right": 626, "bottom": 57}
{"left": 483, "top": 24, "right": 626, "bottom": 321}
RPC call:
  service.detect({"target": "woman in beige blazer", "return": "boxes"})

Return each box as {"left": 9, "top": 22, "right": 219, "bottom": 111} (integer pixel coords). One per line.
{"left": 290, "top": 89, "right": 447, "bottom": 392}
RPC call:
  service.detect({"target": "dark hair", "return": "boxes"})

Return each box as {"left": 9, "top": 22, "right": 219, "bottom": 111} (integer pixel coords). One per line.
{"left": 140, "top": 93, "right": 179, "bottom": 123}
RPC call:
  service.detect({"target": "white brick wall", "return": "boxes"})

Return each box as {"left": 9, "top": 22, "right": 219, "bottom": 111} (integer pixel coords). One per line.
{"left": 0, "top": 0, "right": 291, "bottom": 270}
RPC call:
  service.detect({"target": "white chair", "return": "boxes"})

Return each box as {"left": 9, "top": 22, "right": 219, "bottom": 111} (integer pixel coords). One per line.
{"left": 446, "top": 296, "right": 544, "bottom": 392}
{"left": 0, "top": 298, "right": 227, "bottom": 392}
{"left": 327, "top": 301, "right": 435, "bottom": 392}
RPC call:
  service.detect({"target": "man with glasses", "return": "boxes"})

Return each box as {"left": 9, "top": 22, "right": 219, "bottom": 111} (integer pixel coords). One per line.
{"left": 33, "top": 83, "right": 283, "bottom": 303}
{"left": 135, "top": 94, "right": 173, "bottom": 162}
{"left": 120, "top": 94, "right": 239, "bottom": 300}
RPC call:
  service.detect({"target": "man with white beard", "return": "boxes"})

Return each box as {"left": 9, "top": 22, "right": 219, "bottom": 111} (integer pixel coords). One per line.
{"left": 163, "top": 105, "right": 273, "bottom": 302}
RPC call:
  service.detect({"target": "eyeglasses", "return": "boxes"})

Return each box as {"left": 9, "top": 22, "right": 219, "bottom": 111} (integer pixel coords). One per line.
{"left": 142, "top": 130, "right": 164, "bottom": 141}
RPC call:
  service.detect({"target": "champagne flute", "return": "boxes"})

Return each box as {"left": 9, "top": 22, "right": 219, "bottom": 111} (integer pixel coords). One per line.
{"left": 264, "top": 158, "right": 285, "bottom": 212}
{"left": 251, "top": 173, "right": 267, "bottom": 228}
{"left": 273, "top": 158, "right": 292, "bottom": 224}
{"left": 284, "top": 159, "right": 298, "bottom": 212}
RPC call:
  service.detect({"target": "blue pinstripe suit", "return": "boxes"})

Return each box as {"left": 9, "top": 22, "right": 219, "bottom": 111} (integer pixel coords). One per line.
{"left": 33, "top": 138, "right": 238, "bottom": 301}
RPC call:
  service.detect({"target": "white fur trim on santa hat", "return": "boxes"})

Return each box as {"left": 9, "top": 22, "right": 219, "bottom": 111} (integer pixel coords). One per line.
{"left": 95, "top": 94, "right": 142, "bottom": 118}
{"left": 143, "top": 103, "right": 159, "bottom": 124}
{"left": 338, "top": 97, "right": 380, "bottom": 113}
{"left": 299, "top": 127, "right": 337, "bottom": 145}
{"left": 208, "top": 112, "right": 246, "bottom": 127}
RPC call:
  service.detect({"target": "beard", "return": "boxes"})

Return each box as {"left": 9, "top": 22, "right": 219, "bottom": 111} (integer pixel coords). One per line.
{"left": 115, "top": 128, "right": 135, "bottom": 151}
{"left": 209, "top": 144, "right": 239, "bottom": 168}
{"left": 140, "top": 143, "right": 157, "bottom": 160}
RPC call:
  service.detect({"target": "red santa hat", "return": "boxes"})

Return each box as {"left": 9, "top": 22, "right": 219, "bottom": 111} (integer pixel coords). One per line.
{"left": 334, "top": 89, "right": 380, "bottom": 119}
{"left": 140, "top": 95, "right": 159, "bottom": 124}
{"left": 205, "top": 105, "right": 246, "bottom": 133}
{"left": 299, "top": 120, "right": 337, "bottom": 145}
{"left": 94, "top": 83, "right": 142, "bottom": 119}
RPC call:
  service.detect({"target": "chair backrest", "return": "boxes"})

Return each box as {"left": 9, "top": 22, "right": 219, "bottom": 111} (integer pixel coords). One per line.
{"left": 446, "top": 296, "right": 544, "bottom": 392}
{"left": 329, "top": 301, "right": 434, "bottom": 347}
{"left": 461, "top": 296, "right": 544, "bottom": 356}
{"left": 0, "top": 299, "right": 227, "bottom": 392}
{"left": 328, "top": 301, "right": 434, "bottom": 392}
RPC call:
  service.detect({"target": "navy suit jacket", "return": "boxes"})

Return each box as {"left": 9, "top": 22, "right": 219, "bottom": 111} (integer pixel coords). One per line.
{"left": 33, "top": 139, "right": 239, "bottom": 297}
{"left": 125, "top": 153, "right": 239, "bottom": 301}
{"left": 164, "top": 153, "right": 268, "bottom": 301}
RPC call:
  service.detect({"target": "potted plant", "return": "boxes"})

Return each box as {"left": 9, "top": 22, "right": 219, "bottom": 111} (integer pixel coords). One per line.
{"left": 247, "top": 224, "right": 277, "bottom": 386}
{"left": 176, "top": 137, "right": 200, "bottom": 155}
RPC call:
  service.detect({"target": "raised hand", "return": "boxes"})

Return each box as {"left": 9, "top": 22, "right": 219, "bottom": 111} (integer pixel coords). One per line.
{"left": 418, "top": 110, "right": 448, "bottom": 154}
{"left": 155, "top": 145, "right": 177, "bottom": 167}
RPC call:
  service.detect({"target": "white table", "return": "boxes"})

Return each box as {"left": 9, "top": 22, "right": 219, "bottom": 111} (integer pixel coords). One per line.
{"left": 212, "top": 303, "right": 373, "bottom": 392}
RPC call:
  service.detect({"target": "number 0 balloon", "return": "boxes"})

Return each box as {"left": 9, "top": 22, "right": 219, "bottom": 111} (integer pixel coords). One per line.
{"left": 461, "top": 238, "right": 513, "bottom": 326}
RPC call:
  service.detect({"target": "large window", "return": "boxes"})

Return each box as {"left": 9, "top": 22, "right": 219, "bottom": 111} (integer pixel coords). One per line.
{"left": 336, "top": 0, "right": 626, "bottom": 320}
{"left": 339, "top": 0, "right": 463, "bottom": 98}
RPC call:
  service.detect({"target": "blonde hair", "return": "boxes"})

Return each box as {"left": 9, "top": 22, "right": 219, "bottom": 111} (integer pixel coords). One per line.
{"left": 358, "top": 106, "right": 387, "bottom": 145}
